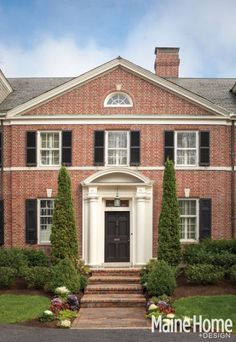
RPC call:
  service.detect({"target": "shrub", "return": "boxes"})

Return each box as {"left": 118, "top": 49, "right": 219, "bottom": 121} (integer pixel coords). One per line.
{"left": 50, "top": 167, "right": 78, "bottom": 264}
{"left": 0, "top": 248, "right": 27, "bottom": 274}
{"left": 57, "top": 309, "right": 77, "bottom": 321}
{"left": 186, "top": 264, "right": 225, "bottom": 285}
{"left": 229, "top": 265, "right": 236, "bottom": 282}
{"left": 0, "top": 267, "right": 17, "bottom": 288}
{"left": 141, "top": 259, "right": 158, "bottom": 286}
{"left": 44, "top": 258, "right": 81, "bottom": 293}
{"left": 158, "top": 159, "right": 181, "bottom": 266}
{"left": 23, "top": 267, "right": 52, "bottom": 289}
{"left": 22, "top": 249, "right": 49, "bottom": 267}
{"left": 202, "top": 239, "right": 236, "bottom": 254}
{"left": 145, "top": 260, "right": 176, "bottom": 296}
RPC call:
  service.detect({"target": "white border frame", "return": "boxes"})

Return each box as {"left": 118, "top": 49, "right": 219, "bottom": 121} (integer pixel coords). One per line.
{"left": 175, "top": 131, "right": 199, "bottom": 167}
{"left": 37, "top": 131, "right": 62, "bottom": 167}
{"left": 105, "top": 131, "right": 130, "bottom": 167}
{"left": 179, "top": 198, "right": 199, "bottom": 243}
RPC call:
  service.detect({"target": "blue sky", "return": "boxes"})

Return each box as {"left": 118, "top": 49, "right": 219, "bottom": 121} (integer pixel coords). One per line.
{"left": 0, "top": 0, "right": 236, "bottom": 77}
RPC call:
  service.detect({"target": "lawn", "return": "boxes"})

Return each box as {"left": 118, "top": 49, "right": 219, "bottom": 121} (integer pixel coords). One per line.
{"left": 175, "top": 295, "right": 236, "bottom": 333}
{"left": 0, "top": 294, "right": 50, "bottom": 323}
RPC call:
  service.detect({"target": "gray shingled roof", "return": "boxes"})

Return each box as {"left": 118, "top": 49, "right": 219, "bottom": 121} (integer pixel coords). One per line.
{"left": 0, "top": 76, "right": 236, "bottom": 113}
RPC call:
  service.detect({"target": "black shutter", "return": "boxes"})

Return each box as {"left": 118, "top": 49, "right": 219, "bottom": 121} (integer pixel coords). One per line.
{"left": 199, "top": 132, "right": 210, "bottom": 166}
{"left": 25, "top": 199, "right": 37, "bottom": 244}
{"left": 164, "top": 131, "right": 174, "bottom": 163}
{"left": 0, "top": 200, "right": 4, "bottom": 245}
{"left": 62, "top": 131, "right": 72, "bottom": 166}
{"left": 199, "top": 198, "right": 212, "bottom": 241}
{"left": 0, "top": 131, "right": 2, "bottom": 167}
{"left": 26, "top": 132, "right": 37, "bottom": 166}
{"left": 130, "top": 131, "right": 140, "bottom": 166}
{"left": 94, "top": 131, "right": 104, "bottom": 166}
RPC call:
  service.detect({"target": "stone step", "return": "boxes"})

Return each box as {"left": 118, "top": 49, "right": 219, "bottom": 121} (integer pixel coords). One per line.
{"left": 91, "top": 267, "right": 141, "bottom": 277}
{"left": 80, "top": 294, "right": 146, "bottom": 308}
{"left": 89, "top": 275, "right": 141, "bottom": 284}
{"left": 85, "top": 283, "right": 143, "bottom": 294}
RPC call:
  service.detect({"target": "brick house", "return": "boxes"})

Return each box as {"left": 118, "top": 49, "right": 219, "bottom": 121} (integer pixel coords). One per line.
{"left": 0, "top": 47, "right": 235, "bottom": 266}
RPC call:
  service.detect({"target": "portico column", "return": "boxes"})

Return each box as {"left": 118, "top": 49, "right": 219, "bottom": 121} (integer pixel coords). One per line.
{"left": 88, "top": 187, "right": 98, "bottom": 266}
{"left": 135, "top": 187, "right": 147, "bottom": 265}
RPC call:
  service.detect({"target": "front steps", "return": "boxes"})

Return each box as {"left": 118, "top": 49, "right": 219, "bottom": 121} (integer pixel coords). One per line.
{"left": 81, "top": 268, "right": 146, "bottom": 308}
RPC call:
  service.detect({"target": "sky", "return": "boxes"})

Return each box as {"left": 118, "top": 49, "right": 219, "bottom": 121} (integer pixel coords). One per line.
{"left": 0, "top": 0, "right": 236, "bottom": 78}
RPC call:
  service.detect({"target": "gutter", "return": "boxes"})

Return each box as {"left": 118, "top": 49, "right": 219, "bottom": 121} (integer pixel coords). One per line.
{"left": 230, "top": 113, "right": 236, "bottom": 238}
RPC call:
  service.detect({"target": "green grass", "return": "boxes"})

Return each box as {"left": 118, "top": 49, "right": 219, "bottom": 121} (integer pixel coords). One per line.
{"left": 175, "top": 295, "right": 236, "bottom": 333}
{"left": 0, "top": 294, "right": 50, "bottom": 323}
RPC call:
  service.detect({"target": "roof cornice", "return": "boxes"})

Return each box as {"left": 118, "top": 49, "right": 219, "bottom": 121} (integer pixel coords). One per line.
{"left": 6, "top": 57, "right": 230, "bottom": 118}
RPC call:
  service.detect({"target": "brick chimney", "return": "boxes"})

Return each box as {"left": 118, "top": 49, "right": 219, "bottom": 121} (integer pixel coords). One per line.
{"left": 154, "top": 47, "right": 180, "bottom": 78}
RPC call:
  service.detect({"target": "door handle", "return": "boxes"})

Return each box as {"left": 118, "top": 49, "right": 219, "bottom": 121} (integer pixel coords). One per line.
{"left": 114, "top": 238, "right": 120, "bottom": 241}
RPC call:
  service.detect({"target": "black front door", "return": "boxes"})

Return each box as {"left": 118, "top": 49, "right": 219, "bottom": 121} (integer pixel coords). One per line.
{"left": 105, "top": 212, "right": 130, "bottom": 262}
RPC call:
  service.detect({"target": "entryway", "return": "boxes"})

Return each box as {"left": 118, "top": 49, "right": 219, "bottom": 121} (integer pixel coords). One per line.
{"left": 105, "top": 212, "right": 130, "bottom": 263}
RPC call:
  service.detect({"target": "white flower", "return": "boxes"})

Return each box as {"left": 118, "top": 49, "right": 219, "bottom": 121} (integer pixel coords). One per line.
{"left": 162, "top": 318, "right": 172, "bottom": 326}
{"left": 166, "top": 313, "right": 175, "bottom": 319}
{"left": 44, "top": 310, "right": 53, "bottom": 316}
{"left": 148, "top": 304, "right": 158, "bottom": 311}
{"left": 60, "top": 319, "right": 71, "bottom": 328}
{"left": 55, "top": 286, "right": 70, "bottom": 295}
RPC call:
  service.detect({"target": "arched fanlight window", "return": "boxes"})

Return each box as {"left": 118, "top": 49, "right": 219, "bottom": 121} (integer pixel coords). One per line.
{"left": 104, "top": 92, "right": 133, "bottom": 107}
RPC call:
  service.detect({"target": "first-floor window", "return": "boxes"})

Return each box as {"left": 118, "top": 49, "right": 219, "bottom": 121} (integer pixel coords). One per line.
{"left": 39, "top": 199, "right": 54, "bottom": 243}
{"left": 179, "top": 199, "right": 198, "bottom": 241}
{"left": 39, "top": 132, "right": 61, "bottom": 166}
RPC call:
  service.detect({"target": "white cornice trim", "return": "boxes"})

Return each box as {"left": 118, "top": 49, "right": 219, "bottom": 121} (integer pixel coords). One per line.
{"left": 0, "top": 70, "right": 13, "bottom": 93}
{"left": 2, "top": 115, "right": 231, "bottom": 126}
{"left": 5, "top": 58, "right": 230, "bottom": 118}
{"left": 2, "top": 166, "right": 233, "bottom": 172}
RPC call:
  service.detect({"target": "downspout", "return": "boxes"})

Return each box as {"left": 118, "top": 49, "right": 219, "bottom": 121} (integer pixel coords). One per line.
{"left": 230, "top": 114, "right": 236, "bottom": 238}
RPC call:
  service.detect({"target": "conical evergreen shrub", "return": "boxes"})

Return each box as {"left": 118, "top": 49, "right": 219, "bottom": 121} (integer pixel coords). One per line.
{"left": 158, "top": 159, "right": 181, "bottom": 266}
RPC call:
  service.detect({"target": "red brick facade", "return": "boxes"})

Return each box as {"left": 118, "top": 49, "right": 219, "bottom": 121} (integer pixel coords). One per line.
{"left": 0, "top": 58, "right": 235, "bottom": 261}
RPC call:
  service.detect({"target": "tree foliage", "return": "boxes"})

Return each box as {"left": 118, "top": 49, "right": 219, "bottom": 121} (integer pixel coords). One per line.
{"left": 158, "top": 159, "right": 181, "bottom": 266}
{"left": 51, "top": 166, "right": 78, "bottom": 264}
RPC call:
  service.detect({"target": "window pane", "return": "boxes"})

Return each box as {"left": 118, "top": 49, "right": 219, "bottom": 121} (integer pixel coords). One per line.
{"left": 117, "top": 149, "right": 127, "bottom": 165}
{"left": 179, "top": 200, "right": 197, "bottom": 240}
{"left": 108, "top": 150, "right": 116, "bottom": 165}
{"left": 106, "top": 92, "right": 131, "bottom": 106}
{"left": 108, "top": 132, "right": 127, "bottom": 148}
{"left": 39, "top": 200, "right": 54, "bottom": 243}
{"left": 40, "top": 132, "right": 60, "bottom": 166}
{"left": 177, "top": 132, "right": 196, "bottom": 148}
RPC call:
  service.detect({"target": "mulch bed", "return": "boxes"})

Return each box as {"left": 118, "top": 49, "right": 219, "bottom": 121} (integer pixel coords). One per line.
{"left": 173, "top": 276, "right": 236, "bottom": 299}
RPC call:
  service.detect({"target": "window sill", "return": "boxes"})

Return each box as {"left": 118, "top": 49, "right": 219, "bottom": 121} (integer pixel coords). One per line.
{"left": 180, "top": 240, "right": 199, "bottom": 244}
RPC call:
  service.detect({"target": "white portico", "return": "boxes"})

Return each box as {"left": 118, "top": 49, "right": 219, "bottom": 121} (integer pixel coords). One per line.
{"left": 81, "top": 168, "right": 153, "bottom": 266}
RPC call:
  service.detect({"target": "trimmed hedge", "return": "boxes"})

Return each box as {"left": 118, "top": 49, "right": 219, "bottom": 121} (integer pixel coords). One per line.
{"left": 186, "top": 264, "right": 225, "bottom": 285}
{"left": 229, "top": 265, "right": 236, "bottom": 282}
{"left": 23, "top": 267, "right": 52, "bottom": 289}
{"left": 22, "top": 249, "right": 49, "bottom": 267}
{"left": 142, "top": 260, "right": 176, "bottom": 296}
{"left": 0, "top": 267, "right": 17, "bottom": 288}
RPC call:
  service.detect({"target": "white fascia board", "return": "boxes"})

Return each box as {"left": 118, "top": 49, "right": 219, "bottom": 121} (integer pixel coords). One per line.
{"left": 0, "top": 70, "right": 13, "bottom": 93}
{"left": 5, "top": 58, "right": 230, "bottom": 118}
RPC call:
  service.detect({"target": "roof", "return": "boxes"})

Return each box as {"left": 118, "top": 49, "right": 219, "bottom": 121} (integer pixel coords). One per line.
{"left": 0, "top": 57, "right": 235, "bottom": 115}
{"left": 168, "top": 78, "right": 236, "bottom": 113}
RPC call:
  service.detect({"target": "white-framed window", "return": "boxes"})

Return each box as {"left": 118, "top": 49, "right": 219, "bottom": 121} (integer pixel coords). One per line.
{"left": 38, "top": 131, "right": 61, "bottom": 166}
{"left": 104, "top": 92, "right": 133, "bottom": 107}
{"left": 38, "top": 199, "right": 54, "bottom": 244}
{"left": 175, "top": 131, "right": 198, "bottom": 166}
{"left": 106, "top": 131, "right": 129, "bottom": 166}
{"left": 179, "top": 199, "right": 199, "bottom": 241}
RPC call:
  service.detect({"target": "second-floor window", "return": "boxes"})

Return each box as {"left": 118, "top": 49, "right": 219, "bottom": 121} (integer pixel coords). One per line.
{"left": 176, "top": 132, "right": 198, "bottom": 166}
{"left": 106, "top": 131, "right": 129, "bottom": 166}
{"left": 39, "top": 132, "right": 61, "bottom": 166}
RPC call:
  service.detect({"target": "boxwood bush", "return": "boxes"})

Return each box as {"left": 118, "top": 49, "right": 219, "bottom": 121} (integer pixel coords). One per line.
{"left": 23, "top": 266, "right": 52, "bottom": 289}
{"left": 22, "top": 249, "right": 50, "bottom": 267}
{"left": 44, "top": 257, "right": 81, "bottom": 293}
{"left": 229, "top": 265, "right": 236, "bottom": 282}
{"left": 0, "top": 267, "right": 17, "bottom": 288}
{"left": 186, "top": 264, "right": 225, "bottom": 285}
{"left": 142, "top": 260, "right": 176, "bottom": 296}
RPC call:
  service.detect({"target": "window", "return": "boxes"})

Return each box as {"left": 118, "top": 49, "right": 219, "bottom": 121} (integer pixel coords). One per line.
{"left": 175, "top": 132, "right": 198, "bottom": 166}
{"left": 106, "top": 131, "right": 129, "bottom": 166}
{"left": 179, "top": 199, "right": 198, "bottom": 241}
{"left": 104, "top": 92, "right": 133, "bottom": 107}
{"left": 39, "top": 132, "right": 61, "bottom": 166}
{"left": 39, "top": 199, "right": 54, "bottom": 244}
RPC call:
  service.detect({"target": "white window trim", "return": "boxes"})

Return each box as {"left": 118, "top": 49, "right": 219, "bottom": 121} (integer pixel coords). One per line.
{"left": 175, "top": 131, "right": 199, "bottom": 167}
{"left": 37, "top": 131, "right": 62, "bottom": 167}
{"left": 105, "top": 131, "right": 130, "bottom": 167}
{"left": 37, "top": 198, "right": 55, "bottom": 245}
{"left": 179, "top": 198, "right": 199, "bottom": 243}
{"left": 104, "top": 92, "right": 133, "bottom": 107}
